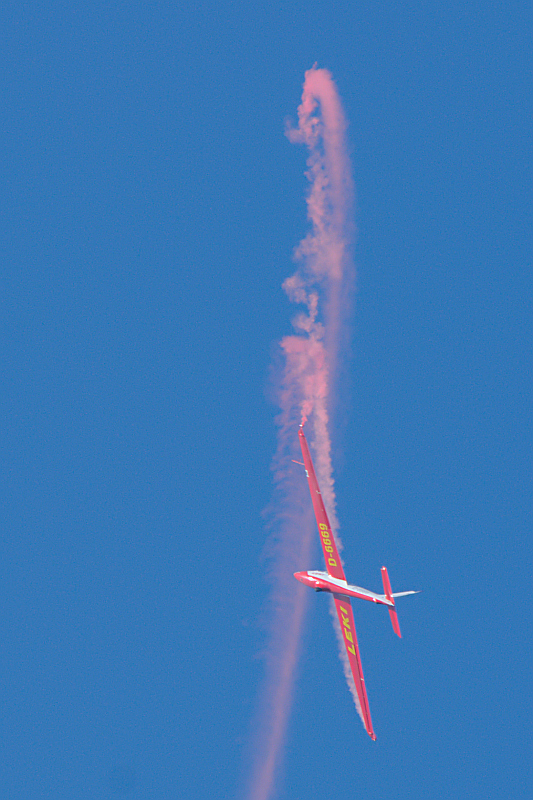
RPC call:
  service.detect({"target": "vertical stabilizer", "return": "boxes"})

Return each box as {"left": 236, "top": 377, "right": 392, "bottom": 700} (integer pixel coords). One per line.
{"left": 381, "top": 567, "right": 402, "bottom": 638}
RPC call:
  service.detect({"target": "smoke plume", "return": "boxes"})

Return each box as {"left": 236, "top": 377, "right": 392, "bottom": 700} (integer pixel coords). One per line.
{"left": 244, "top": 66, "right": 356, "bottom": 800}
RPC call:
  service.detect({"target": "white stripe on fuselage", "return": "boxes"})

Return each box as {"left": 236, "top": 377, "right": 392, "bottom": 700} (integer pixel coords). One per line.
{"left": 307, "top": 570, "right": 393, "bottom": 605}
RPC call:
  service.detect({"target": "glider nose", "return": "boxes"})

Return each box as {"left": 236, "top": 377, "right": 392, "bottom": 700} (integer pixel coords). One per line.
{"left": 294, "top": 571, "right": 315, "bottom": 588}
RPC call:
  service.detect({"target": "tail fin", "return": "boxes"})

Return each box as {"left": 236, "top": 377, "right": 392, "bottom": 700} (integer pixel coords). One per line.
{"left": 381, "top": 567, "right": 402, "bottom": 638}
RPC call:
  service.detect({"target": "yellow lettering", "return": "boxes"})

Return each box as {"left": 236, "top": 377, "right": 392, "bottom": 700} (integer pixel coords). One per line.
{"left": 328, "top": 558, "right": 337, "bottom": 567}
{"left": 345, "top": 630, "right": 353, "bottom": 643}
{"left": 347, "top": 643, "right": 356, "bottom": 655}
{"left": 319, "top": 523, "right": 328, "bottom": 530}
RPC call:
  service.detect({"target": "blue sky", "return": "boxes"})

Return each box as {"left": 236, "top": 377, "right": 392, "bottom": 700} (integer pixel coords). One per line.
{"left": 1, "top": 1, "right": 531, "bottom": 798}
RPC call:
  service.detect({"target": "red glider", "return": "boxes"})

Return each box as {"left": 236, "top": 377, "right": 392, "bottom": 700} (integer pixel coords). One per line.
{"left": 294, "top": 425, "right": 418, "bottom": 740}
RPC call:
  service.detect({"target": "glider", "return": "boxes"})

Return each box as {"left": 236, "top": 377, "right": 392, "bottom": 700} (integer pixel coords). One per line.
{"left": 294, "top": 424, "right": 418, "bottom": 740}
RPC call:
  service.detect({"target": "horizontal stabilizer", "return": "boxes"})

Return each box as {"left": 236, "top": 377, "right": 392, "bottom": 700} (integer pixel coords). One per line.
{"left": 381, "top": 567, "right": 402, "bottom": 638}
{"left": 392, "top": 590, "right": 420, "bottom": 597}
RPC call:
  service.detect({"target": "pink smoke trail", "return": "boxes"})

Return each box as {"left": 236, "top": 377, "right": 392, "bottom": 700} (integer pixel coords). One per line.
{"left": 244, "top": 67, "right": 356, "bottom": 800}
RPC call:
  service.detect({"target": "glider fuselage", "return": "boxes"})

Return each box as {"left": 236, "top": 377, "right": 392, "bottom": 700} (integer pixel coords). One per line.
{"left": 294, "top": 570, "right": 394, "bottom": 605}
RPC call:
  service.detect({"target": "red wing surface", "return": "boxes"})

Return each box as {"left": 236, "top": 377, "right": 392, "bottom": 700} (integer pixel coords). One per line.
{"left": 334, "top": 595, "right": 376, "bottom": 740}
{"left": 298, "top": 427, "right": 346, "bottom": 581}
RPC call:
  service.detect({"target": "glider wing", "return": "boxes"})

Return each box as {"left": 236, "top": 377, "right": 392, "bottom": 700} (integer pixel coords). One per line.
{"left": 298, "top": 426, "right": 346, "bottom": 581}
{"left": 334, "top": 594, "right": 376, "bottom": 740}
